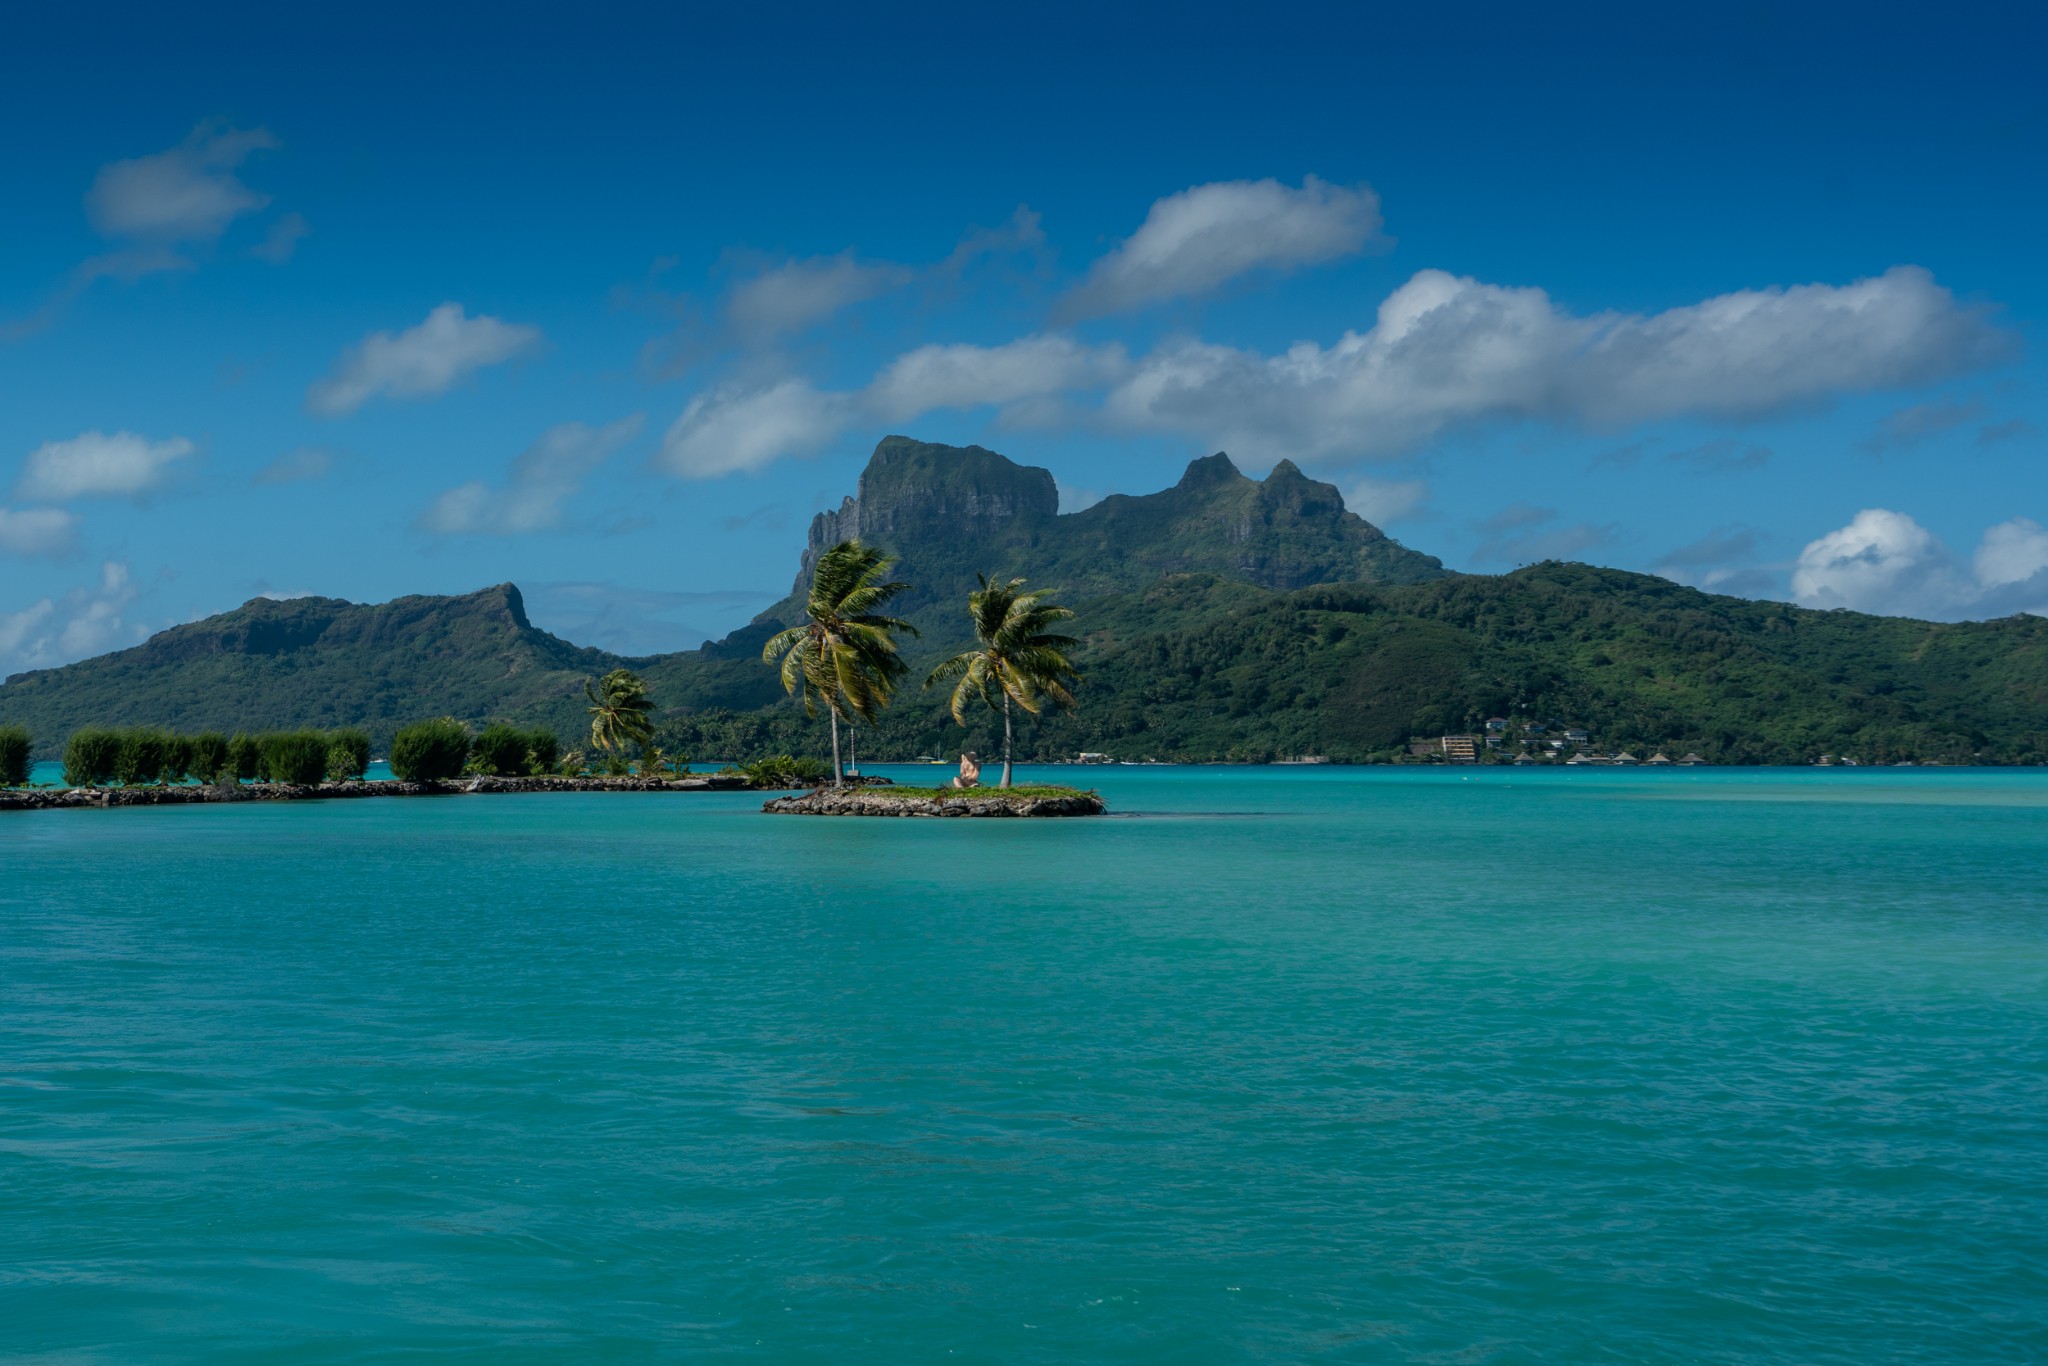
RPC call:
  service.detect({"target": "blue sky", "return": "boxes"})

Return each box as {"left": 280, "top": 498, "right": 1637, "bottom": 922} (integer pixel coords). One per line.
{"left": 3, "top": 1, "right": 2044, "bottom": 671}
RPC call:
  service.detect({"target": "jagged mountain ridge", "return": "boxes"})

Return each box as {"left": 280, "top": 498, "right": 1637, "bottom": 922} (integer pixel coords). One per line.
{"left": 781, "top": 436, "right": 1446, "bottom": 621}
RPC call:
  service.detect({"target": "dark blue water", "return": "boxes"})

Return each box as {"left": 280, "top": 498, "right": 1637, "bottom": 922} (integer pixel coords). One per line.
{"left": 3, "top": 767, "right": 2044, "bottom": 1361}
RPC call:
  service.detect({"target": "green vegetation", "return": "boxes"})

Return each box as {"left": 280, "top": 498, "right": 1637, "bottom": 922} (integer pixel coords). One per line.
{"left": 527, "top": 729, "right": 561, "bottom": 775}
{"left": 63, "top": 727, "right": 121, "bottom": 787}
{"left": 390, "top": 719, "right": 471, "bottom": 781}
{"left": 326, "top": 728, "right": 371, "bottom": 781}
{"left": 116, "top": 727, "right": 172, "bottom": 786}
{"left": 260, "top": 731, "right": 333, "bottom": 786}
{"left": 762, "top": 539, "right": 917, "bottom": 786}
{"left": 927, "top": 575, "right": 1080, "bottom": 788}
{"left": 190, "top": 733, "right": 230, "bottom": 784}
{"left": 0, "top": 725, "right": 30, "bottom": 787}
{"left": 473, "top": 723, "right": 534, "bottom": 776}
{"left": 229, "top": 733, "right": 262, "bottom": 781}
{"left": 585, "top": 669, "right": 654, "bottom": 761}
{"left": 738, "top": 754, "right": 831, "bottom": 788}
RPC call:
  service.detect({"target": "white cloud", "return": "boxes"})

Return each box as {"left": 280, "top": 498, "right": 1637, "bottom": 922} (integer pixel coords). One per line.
{"left": 1344, "top": 476, "right": 1428, "bottom": 525}
{"left": 1105, "top": 266, "right": 2013, "bottom": 465}
{"left": 0, "top": 506, "right": 77, "bottom": 557}
{"left": 17, "top": 431, "right": 195, "bottom": 501}
{"left": 867, "top": 335, "right": 1127, "bottom": 420}
{"left": 419, "top": 415, "right": 644, "bottom": 535}
{"left": 7, "top": 122, "right": 296, "bottom": 343}
{"left": 1059, "top": 176, "right": 1385, "bottom": 319}
{"left": 0, "top": 562, "right": 138, "bottom": 679}
{"left": 726, "top": 253, "right": 913, "bottom": 343}
{"left": 86, "top": 121, "right": 278, "bottom": 242}
{"left": 657, "top": 380, "right": 856, "bottom": 479}
{"left": 308, "top": 303, "right": 542, "bottom": 416}
{"left": 1974, "top": 517, "right": 2048, "bottom": 589}
{"left": 1791, "top": 509, "right": 2048, "bottom": 619}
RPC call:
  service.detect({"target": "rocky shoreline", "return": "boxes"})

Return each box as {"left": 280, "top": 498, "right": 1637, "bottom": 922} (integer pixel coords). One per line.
{"left": 0, "top": 773, "right": 757, "bottom": 811}
{"left": 761, "top": 789, "right": 1106, "bottom": 818}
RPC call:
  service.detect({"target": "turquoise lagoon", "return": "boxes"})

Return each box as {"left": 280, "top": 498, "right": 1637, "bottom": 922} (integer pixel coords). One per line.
{"left": 2, "top": 766, "right": 2044, "bottom": 1362}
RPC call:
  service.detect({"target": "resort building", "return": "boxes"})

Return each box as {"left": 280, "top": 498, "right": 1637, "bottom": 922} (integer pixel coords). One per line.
{"left": 1440, "top": 735, "right": 1479, "bottom": 764}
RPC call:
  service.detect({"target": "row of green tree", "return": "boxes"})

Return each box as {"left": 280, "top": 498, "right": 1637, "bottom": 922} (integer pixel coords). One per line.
{"left": 762, "top": 540, "right": 1080, "bottom": 787}
{"left": 3, "top": 677, "right": 668, "bottom": 788}
{"left": 56, "top": 726, "right": 373, "bottom": 788}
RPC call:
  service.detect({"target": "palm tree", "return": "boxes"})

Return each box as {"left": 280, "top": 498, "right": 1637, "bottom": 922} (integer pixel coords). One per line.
{"left": 585, "top": 668, "right": 655, "bottom": 761}
{"left": 925, "top": 575, "right": 1080, "bottom": 788}
{"left": 761, "top": 539, "right": 917, "bottom": 786}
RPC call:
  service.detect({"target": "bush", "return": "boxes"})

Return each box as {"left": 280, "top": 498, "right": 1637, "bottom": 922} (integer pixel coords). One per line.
{"left": 228, "top": 733, "right": 262, "bottom": 781}
{"left": 116, "top": 728, "right": 173, "bottom": 786}
{"left": 472, "top": 723, "right": 533, "bottom": 776}
{"left": 526, "top": 728, "right": 561, "bottom": 775}
{"left": 63, "top": 727, "right": 122, "bottom": 788}
{"left": 164, "top": 734, "right": 196, "bottom": 785}
{"left": 260, "top": 731, "right": 331, "bottom": 786}
{"left": 327, "top": 728, "right": 371, "bottom": 781}
{"left": 189, "top": 733, "right": 230, "bottom": 784}
{"left": 741, "top": 754, "right": 830, "bottom": 787}
{"left": 0, "top": 725, "right": 30, "bottom": 787}
{"left": 390, "top": 719, "right": 470, "bottom": 781}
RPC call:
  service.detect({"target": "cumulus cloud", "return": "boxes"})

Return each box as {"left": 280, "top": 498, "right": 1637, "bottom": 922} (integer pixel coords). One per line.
{"left": 419, "top": 415, "right": 643, "bottom": 536}
{"left": 867, "top": 335, "right": 1128, "bottom": 420}
{"left": 86, "top": 121, "right": 278, "bottom": 243}
{"left": 0, "top": 507, "right": 77, "bottom": 558}
{"left": 1344, "top": 476, "right": 1429, "bottom": 525}
{"left": 1791, "top": 509, "right": 2048, "bottom": 619}
{"left": 1974, "top": 517, "right": 2048, "bottom": 589}
{"left": 652, "top": 262, "right": 2012, "bottom": 483}
{"left": 1059, "top": 176, "right": 1385, "bottom": 319}
{"left": 6, "top": 121, "right": 293, "bottom": 342}
{"left": 1105, "top": 265, "right": 2014, "bottom": 465}
{"left": 657, "top": 379, "right": 856, "bottom": 479}
{"left": 17, "top": 431, "right": 195, "bottom": 501}
{"left": 308, "top": 303, "right": 542, "bottom": 416}
{"left": 726, "top": 253, "right": 913, "bottom": 344}
{"left": 0, "top": 561, "right": 139, "bottom": 679}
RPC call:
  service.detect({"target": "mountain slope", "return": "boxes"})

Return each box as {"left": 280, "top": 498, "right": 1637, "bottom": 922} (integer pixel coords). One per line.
{"left": 0, "top": 585, "right": 625, "bottom": 753}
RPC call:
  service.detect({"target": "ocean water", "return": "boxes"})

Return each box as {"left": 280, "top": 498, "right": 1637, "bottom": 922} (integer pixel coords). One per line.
{"left": 3, "top": 766, "right": 2044, "bottom": 1363}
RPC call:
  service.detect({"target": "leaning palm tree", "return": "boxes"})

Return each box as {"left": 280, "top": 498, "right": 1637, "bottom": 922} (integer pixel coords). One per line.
{"left": 585, "top": 667, "right": 655, "bottom": 760}
{"left": 925, "top": 575, "right": 1081, "bottom": 788}
{"left": 761, "top": 539, "right": 917, "bottom": 786}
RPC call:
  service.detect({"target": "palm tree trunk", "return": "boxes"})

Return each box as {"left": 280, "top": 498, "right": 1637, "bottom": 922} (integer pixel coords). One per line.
{"left": 848, "top": 728, "right": 856, "bottom": 778}
{"left": 1001, "top": 692, "right": 1014, "bottom": 789}
{"left": 830, "top": 709, "right": 843, "bottom": 788}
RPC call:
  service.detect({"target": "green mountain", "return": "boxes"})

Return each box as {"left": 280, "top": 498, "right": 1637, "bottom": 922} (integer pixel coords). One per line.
{"left": 4, "top": 436, "right": 2045, "bottom": 764}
